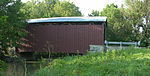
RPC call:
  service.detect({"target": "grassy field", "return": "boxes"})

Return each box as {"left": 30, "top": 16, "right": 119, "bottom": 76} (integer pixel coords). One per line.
{"left": 32, "top": 48, "right": 150, "bottom": 76}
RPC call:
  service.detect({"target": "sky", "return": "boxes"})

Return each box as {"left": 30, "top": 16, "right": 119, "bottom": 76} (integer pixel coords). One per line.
{"left": 21, "top": 0, "right": 124, "bottom": 16}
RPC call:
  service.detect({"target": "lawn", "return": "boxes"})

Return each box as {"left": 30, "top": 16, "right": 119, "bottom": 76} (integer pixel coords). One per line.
{"left": 32, "top": 48, "right": 150, "bottom": 76}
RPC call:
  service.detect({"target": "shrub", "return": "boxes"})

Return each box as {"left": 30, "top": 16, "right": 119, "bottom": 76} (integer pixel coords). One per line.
{"left": 0, "top": 59, "right": 7, "bottom": 76}
{"left": 32, "top": 48, "right": 150, "bottom": 76}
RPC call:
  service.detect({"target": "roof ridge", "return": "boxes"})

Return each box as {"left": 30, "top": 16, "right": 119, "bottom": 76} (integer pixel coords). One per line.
{"left": 27, "top": 16, "right": 107, "bottom": 23}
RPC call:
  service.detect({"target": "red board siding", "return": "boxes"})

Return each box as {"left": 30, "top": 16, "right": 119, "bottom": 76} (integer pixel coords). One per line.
{"left": 19, "top": 23, "right": 104, "bottom": 54}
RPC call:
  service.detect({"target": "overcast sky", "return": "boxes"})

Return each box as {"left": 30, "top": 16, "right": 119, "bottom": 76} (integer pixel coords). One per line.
{"left": 21, "top": 0, "right": 124, "bottom": 16}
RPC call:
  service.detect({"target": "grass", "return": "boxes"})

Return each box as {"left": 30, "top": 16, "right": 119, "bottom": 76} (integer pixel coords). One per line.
{"left": 0, "top": 59, "right": 7, "bottom": 76}
{"left": 32, "top": 48, "right": 150, "bottom": 76}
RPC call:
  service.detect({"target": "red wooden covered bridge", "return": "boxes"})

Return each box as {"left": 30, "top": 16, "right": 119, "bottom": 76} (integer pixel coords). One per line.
{"left": 19, "top": 17, "right": 107, "bottom": 54}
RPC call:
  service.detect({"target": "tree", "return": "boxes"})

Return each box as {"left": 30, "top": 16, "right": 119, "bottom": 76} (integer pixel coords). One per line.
{"left": 54, "top": 1, "right": 82, "bottom": 17}
{"left": 0, "top": 0, "right": 26, "bottom": 54}
{"left": 88, "top": 1, "right": 150, "bottom": 46}
{"left": 100, "top": 4, "right": 133, "bottom": 41}
{"left": 21, "top": 0, "right": 82, "bottom": 19}
{"left": 88, "top": 10, "right": 100, "bottom": 16}
{"left": 21, "top": 0, "right": 58, "bottom": 19}
{"left": 124, "top": 0, "right": 150, "bottom": 46}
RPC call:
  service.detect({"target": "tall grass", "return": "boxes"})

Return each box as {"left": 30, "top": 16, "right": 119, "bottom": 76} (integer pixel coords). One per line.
{"left": 32, "top": 48, "right": 150, "bottom": 76}
{"left": 0, "top": 59, "right": 7, "bottom": 76}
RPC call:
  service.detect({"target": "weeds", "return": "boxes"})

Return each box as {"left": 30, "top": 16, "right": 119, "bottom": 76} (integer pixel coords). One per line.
{"left": 0, "top": 59, "right": 7, "bottom": 76}
{"left": 32, "top": 48, "right": 150, "bottom": 76}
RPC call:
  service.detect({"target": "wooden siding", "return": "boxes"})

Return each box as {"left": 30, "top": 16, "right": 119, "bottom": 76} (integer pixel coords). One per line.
{"left": 19, "top": 22, "right": 105, "bottom": 54}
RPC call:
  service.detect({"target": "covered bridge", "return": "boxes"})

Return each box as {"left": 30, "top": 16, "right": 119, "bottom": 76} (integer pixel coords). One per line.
{"left": 19, "top": 17, "right": 107, "bottom": 54}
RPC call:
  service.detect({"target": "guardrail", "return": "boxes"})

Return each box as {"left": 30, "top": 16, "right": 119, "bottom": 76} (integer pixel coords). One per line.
{"left": 105, "top": 40, "right": 141, "bottom": 48}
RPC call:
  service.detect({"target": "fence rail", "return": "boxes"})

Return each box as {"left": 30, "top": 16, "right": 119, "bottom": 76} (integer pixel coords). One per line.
{"left": 105, "top": 40, "right": 141, "bottom": 48}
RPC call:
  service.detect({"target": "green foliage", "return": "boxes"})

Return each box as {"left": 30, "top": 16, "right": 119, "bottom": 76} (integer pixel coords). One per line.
{"left": 32, "top": 49, "right": 150, "bottom": 76}
{"left": 0, "top": 59, "right": 7, "bottom": 76}
{"left": 88, "top": 4, "right": 133, "bottom": 42}
{"left": 88, "top": 10, "right": 100, "bottom": 16}
{"left": 21, "top": 0, "right": 82, "bottom": 19}
{"left": 100, "top": 4, "right": 133, "bottom": 42}
{"left": 0, "top": 0, "right": 27, "bottom": 54}
{"left": 88, "top": 2, "right": 150, "bottom": 46}
{"left": 54, "top": 1, "right": 82, "bottom": 17}
{"left": 124, "top": 0, "right": 150, "bottom": 46}
{"left": 21, "top": 0, "right": 57, "bottom": 19}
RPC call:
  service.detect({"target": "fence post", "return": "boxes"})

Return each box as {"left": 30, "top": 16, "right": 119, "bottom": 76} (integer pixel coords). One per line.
{"left": 105, "top": 40, "right": 108, "bottom": 47}
{"left": 120, "top": 42, "right": 122, "bottom": 49}
{"left": 135, "top": 42, "right": 137, "bottom": 48}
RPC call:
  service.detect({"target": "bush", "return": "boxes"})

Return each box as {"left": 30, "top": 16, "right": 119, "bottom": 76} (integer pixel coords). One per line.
{"left": 32, "top": 48, "right": 150, "bottom": 76}
{"left": 0, "top": 59, "right": 7, "bottom": 76}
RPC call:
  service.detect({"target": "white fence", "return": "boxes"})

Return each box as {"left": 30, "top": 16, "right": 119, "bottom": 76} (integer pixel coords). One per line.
{"left": 90, "top": 41, "right": 141, "bottom": 52}
{"left": 105, "top": 40, "right": 141, "bottom": 48}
